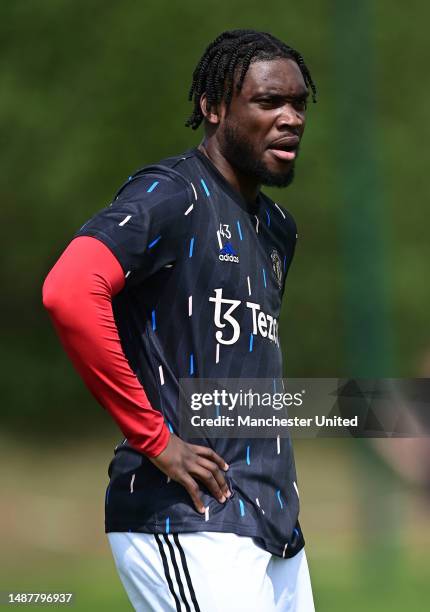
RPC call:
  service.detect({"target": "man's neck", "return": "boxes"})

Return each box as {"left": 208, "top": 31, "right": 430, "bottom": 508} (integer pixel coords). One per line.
{"left": 197, "top": 140, "right": 260, "bottom": 206}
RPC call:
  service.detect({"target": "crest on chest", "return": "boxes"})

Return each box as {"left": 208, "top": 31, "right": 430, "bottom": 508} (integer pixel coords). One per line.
{"left": 271, "top": 249, "right": 283, "bottom": 289}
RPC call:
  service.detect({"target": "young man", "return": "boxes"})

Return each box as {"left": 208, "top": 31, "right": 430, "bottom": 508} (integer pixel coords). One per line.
{"left": 43, "top": 29, "right": 316, "bottom": 611}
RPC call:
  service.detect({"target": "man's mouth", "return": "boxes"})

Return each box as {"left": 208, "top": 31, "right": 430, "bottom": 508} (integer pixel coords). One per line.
{"left": 269, "top": 148, "right": 297, "bottom": 161}
{"left": 267, "top": 136, "right": 300, "bottom": 161}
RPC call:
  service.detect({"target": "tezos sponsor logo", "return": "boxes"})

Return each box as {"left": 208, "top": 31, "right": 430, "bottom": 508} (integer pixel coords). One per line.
{"left": 209, "top": 288, "right": 279, "bottom": 346}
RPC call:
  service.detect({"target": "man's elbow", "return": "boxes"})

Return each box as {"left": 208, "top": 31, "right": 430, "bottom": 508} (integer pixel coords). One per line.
{"left": 42, "top": 269, "right": 70, "bottom": 318}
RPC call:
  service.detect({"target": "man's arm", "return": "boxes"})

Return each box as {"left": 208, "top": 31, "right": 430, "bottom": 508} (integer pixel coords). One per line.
{"left": 42, "top": 236, "right": 230, "bottom": 511}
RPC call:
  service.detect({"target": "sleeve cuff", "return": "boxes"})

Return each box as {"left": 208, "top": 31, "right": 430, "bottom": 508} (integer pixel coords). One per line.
{"left": 128, "top": 421, "right": 171, "bottom": 458}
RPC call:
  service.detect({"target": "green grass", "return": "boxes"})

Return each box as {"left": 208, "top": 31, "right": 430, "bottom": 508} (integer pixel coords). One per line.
{"left": 312, "top": 549, "right": 429, "bottom": 611}
{"left": 1, "top": 436, "right": 429, "bottom": 610}
{"left": 3, "top": 548, "right": 428, "bottom": 611}
{"left": 2, "top": 557, "right": 131, "bottom": 611}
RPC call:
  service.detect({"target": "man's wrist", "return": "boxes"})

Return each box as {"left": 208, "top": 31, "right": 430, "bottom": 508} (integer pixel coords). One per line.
{"left": 128, "top": 422, "right": 171, "bottom": 458}
{"left": 146, "top": 424, "right": 171, "bottom": 458}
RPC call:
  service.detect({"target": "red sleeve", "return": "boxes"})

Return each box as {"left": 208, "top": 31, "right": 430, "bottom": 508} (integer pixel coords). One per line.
{"left": 42, "top": 235, "right": 170, "bottom": 458}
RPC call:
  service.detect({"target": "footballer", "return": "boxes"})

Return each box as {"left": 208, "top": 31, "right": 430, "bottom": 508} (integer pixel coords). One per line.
{"left": 43, "top": 29, "right": 316, "bottom": 611}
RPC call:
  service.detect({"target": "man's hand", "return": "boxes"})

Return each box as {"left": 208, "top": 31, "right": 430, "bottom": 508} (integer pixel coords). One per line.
{"left": 149, "top": 434, "right": 231, "bottom": 513}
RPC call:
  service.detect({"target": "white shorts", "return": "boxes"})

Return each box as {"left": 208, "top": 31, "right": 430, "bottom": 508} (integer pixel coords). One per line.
{"left": 108, "top": 531, "right": 315, "bottom": 612}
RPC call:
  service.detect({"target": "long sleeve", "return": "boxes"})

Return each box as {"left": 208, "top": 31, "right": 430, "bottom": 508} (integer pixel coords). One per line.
{"left": 42, "top": 235, "right": 170, "bottom": 457}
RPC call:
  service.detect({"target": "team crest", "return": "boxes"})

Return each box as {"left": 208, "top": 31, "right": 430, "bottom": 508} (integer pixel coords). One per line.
{"left": 271, "top": 249, "right": 283, "bottom": 289}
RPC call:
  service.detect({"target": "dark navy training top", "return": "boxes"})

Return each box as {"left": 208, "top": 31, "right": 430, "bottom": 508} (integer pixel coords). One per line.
{"left": 75, "top": 147, "right": 304, "bottom": 558}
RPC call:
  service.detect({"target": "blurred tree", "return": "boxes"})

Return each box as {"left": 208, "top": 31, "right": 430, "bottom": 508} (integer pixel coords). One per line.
{"left": 0, "top": 0, "right": 428, "bottom": 432}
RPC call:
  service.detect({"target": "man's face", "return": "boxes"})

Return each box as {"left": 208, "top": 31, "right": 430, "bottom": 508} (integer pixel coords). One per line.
{"left": 217, "top": 58, "right": 309, "bottom": 187}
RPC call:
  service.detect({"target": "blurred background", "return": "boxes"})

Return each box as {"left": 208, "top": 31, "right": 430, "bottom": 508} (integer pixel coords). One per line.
{"left": 1, "top": 0, "right": 429, "bottom": 609}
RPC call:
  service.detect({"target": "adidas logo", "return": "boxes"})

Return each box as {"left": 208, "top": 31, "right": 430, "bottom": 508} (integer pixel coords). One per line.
{"left": 220, "top": 242, "right": 237, "bottom": 255}
{"left": 219, "top": 242, "right": 239, "bottom": 263}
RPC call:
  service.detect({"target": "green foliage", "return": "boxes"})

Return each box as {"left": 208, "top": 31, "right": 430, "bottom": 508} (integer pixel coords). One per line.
{"left": 1, "top": 0, "right": 428, "bottom": 430}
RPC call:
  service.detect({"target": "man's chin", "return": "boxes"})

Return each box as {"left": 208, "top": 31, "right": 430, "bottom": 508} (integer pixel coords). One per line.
{"left": 259, "top": 163, "right": 295, "bottom": 188}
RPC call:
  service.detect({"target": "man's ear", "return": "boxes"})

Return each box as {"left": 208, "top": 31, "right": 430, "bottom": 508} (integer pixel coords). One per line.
{"left": 199, "top": 92, "right": 223, "bottom": 125}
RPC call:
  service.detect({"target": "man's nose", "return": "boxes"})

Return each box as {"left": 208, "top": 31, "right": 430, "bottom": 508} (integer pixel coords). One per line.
{"left": 276, "top": 103, "right": 305, "bottom": 129}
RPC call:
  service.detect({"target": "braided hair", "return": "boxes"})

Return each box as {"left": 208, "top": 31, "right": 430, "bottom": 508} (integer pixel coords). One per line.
{"left": 185, "top": 29, "right": 316, "bottom": 130}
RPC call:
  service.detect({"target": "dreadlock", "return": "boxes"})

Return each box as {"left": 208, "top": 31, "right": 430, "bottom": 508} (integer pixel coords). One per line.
{"left": 185, "top": 29, "right": 317, "bottom": 130}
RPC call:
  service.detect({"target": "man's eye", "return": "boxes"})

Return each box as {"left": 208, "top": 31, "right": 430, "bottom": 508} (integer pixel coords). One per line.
{"left": 258, "top": 98, "right": 307, "bottom": 110}
{"left": 293, "top": 100, "right": 307, "bottom": 111}
{"left": 258, "top": 98, "right": 279, "bottom": 108}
